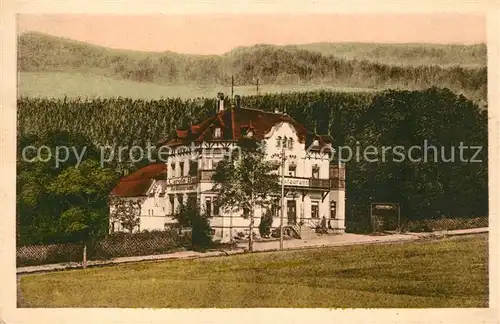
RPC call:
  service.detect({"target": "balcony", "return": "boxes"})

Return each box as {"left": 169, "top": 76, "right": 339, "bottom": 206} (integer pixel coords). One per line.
{"left": 198, "top": 170, "right": 345, "bottom": 189}
{"left": 199, "top": 170, "right": 215, "bottom": 181}
{"left": 309, "top": 178, "right": 330, "bottom": 189}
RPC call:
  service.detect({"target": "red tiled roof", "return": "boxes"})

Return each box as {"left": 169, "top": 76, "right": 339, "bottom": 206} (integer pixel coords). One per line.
{"left": 160, "top": 106, "right": 331, "bottom": 149}
{"left": 111, "top": 163, "right": 167, "bottom": 197}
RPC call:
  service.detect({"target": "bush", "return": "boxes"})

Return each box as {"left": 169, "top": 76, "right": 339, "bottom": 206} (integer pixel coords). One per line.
{"left": 315, "top": 217, "right": 328, "bottom": 234}
{"left": 259, "top": 211, "right": 274, "bottom": 238}
{"left": 172, "top": 203, "right": 212, "bottom": 248}
{"left": 191, "top": 215, "right": 212, "bottom": 247}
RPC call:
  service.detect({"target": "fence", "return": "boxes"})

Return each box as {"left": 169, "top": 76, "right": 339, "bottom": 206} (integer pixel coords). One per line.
{"left": 404, "top": 216, "right": 488, "bottom": 232}
{"left": 347, "top": 215, "right": 488, "bottom": 234}
{"left": 17, "top": 229, "right": 190, "bottom": 267}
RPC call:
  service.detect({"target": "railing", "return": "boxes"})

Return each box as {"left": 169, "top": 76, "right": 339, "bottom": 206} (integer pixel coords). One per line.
{"left": 330, "top": 179, "right": 346, "bottom": 189}
{"left": 199, "top": 170, "right": 215, "bottom": 181}
{"left": 283, "top": 224, "right": 301, "bottom": 239}
{"left": 198, "top": 170, "right": 344, "bottom": 189}
{"left": 309, "top": 178, "right": 330, "bottom": 189}
{"left": 302, "top": 217, "right": 322, "bottom": 229}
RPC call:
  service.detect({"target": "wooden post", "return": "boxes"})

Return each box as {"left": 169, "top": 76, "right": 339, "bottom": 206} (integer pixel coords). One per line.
{"left": 397, "top": 204, "right": 401, "bottom": 233}
{"left": 82, "top": 243, "right": 87, "bottom": 269}
{"left": 231, "top": 75, "right": 234, "bottom": 99}
{"left": 279, "top": 147, "right": 286, "bottom": 250}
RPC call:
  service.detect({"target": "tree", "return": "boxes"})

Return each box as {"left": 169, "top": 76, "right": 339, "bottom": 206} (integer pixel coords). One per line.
{"left": 172, "top": 203, "right": 212, "bottom": 248}
{"left": 109, "top": 196, "right": 142, "bottom": 233}
{"left": 16, "top": 131, "right": 104, "bottom": 245}
{"left": 47, "top": 159, "right": 119, "bottom": 243}
{"left": 212, "top": 138, "right": 280, "bottom": 252}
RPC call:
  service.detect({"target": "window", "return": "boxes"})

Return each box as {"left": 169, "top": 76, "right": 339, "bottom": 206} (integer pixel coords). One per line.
{"left": 330, "top": 201, "right": 337, "bottom": 219}
{"left": 271, "top": 200, "right": 280, "bottom": 217}
{"left": 243, "top": 207, "right": 250, "bottom": 218}
{"left": 288, "top": 164, "right": 296, "bottom": 177}
{"left": 187, "top": 195, "right": 197, "bottom": 208}
{"left": 205, "top": 197, "right": 212, "bottom": 216}
{"left": 169, "top": 195, "right": 175, "bottom": 214}
{"left": 288, "top": 138, "right": 294, "bottom": 149}
{"left": 313, "top": 138, "right": 319, "bottom": 146}
{"left": 179, "top": 161, "right": 185, "bottom": 176}
{"left": 171, "top": 163, "right": 176, "bottom": 175}
{"left": 276, "top": 136, "right": 281, "bottom": 148}
{"left": 213, "top": 201, "right": 220, "bottom": 216}
{"left": 212, "top": 160, "right": 220, "bottom": 169}
{"left": 214, "top": 127, "right": 222, "bottom": 138}
{"left": 189, "top": 160, "right": 198, "bottom": 176}
{"left": 311, "top": 201, "right": 319, "bottom": 218}
{"left": 282, "top": 137, "right": 287, "bottom": 148}
{"left": 312, "top": 165, "right": 320, "bottom": 179}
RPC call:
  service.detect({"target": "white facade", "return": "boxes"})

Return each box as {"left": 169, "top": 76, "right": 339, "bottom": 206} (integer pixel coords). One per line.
{"left": 110, "top": 114, "right": 346, "bottom": 242}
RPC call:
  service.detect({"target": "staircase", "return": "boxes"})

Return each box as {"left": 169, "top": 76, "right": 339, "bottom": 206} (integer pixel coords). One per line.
{"left": 299, "top": 226, "right": 321, "bottom": 240}
{"left": 281, "top": 224, "right": 323, "bottom": 240}
{"left": 283, "top": 224, "right": 301, "bottom": 239}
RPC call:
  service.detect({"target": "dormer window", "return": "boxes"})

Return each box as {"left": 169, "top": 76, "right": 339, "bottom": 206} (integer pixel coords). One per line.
{"left": 214, "top": 127, "right": 222, "bottom": 138}
{"left": 312, "top": 165, "right": 320, "bottom": 179}
{"left": 179, "top": 161, "right": 185, "bottom": 176}
{"left": 312, "top": 138, "right": 319, "bottom": 146}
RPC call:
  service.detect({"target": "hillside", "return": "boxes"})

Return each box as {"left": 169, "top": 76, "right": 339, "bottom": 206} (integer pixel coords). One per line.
{"left": 17, "top": 32, "right": 487, "bottom": 103}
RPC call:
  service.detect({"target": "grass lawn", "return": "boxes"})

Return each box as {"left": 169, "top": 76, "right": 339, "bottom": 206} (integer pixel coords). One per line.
{"left": 19, "top": 234, "right": 488, "bottom": 308}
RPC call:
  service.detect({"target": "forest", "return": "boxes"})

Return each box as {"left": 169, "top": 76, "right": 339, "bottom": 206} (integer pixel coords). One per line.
{"left": 18, "top": 33, "right": 487, "bottom": 103}
{"left": 17, "top": 88, "right": 488, "bottom": 245}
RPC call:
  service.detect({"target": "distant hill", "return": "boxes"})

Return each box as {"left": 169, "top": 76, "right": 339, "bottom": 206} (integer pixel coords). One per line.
{"left": 17, "top": 32, "right": 487, "bottom": 103}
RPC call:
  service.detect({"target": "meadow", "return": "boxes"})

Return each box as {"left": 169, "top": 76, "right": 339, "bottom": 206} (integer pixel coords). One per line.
{"left": 19, "top": 234, "right": 488, "bottom": 308}
{"left": 18, "top": 72, "right": 376, "bottom": 100}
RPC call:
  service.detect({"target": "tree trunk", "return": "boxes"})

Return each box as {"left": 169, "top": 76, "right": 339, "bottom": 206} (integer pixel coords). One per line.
{"left": 248, "top": 170, "right": 256, "bottom": 252}
{"left": 249, "top": 198, "right": 255, "bottom": 252}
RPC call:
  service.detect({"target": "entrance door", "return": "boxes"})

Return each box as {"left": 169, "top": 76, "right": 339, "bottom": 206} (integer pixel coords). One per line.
{"left": 287, "top": 200, "right": 297, "bottom": 224}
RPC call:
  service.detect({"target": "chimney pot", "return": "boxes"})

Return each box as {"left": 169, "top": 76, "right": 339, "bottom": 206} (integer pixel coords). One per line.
{"left": 235, "top": 95, "right": 241, "bottom": 109}
{"left": 217, "top": 92, "right": 225, "bottom": 111}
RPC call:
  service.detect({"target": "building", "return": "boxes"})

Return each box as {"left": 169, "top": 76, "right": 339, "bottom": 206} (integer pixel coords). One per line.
{"left": 110, "top": 94, "right": 346, "bottom": 241}
{"left": 109, "top": 163, "right": 171, "bottom": 232}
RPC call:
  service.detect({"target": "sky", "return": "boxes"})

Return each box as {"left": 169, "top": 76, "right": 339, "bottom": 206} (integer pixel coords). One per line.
{"left": 17, "top": 14, "right": 486, "bottom": 55}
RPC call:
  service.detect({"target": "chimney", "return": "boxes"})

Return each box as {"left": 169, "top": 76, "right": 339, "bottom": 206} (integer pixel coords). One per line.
{"left": 235, "top": 95, "right": 241, "bottom": 109}
{"left": 217, "top": 92, "right": 225, "bottom": 112}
